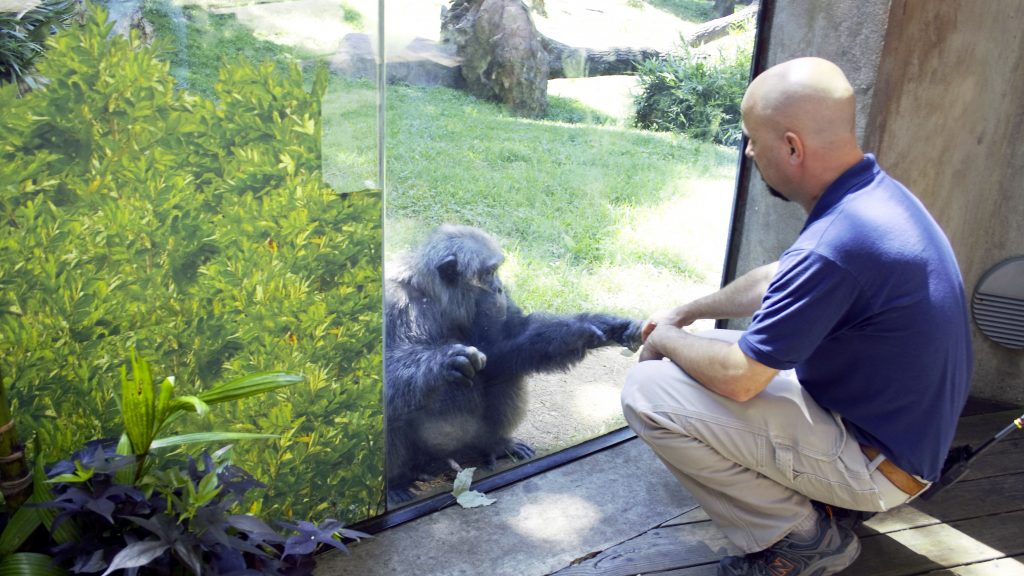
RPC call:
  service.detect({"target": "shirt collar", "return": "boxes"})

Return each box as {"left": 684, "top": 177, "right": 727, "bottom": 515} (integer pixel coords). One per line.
{"left": 805, "top": 154, "right": 881, "bottom": 227}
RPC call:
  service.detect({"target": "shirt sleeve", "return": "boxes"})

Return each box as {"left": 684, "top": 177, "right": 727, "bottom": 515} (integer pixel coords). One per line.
{"left": 738, "top": 250, "right": 862, "bottom": 370}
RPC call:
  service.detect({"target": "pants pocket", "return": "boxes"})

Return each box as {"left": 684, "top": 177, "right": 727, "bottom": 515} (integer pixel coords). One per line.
{"left": 774, "top": 443, "right": 795, "bottom": 481}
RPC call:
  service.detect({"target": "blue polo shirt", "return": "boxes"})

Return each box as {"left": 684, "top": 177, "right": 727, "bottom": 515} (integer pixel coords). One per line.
{"left": 738, "top": 155, "right": 972, "bottom": 481}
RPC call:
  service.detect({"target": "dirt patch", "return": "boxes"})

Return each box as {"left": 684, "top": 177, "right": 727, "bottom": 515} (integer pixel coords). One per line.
{"left": 513, "top": 318, "right": 720, "bottom": 457}
{"left": 215, "top": 0, "right": 694, "bottom": 61}
{"left": 517, "top": 346, "right": 638, "bottom": 454}
{"left": 532, "top": 0, "right": 696, "bottom": 52}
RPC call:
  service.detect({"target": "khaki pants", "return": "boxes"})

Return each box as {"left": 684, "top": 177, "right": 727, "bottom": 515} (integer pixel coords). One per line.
{"left": 621, "top": 329, "right": 916, "bottom": 553}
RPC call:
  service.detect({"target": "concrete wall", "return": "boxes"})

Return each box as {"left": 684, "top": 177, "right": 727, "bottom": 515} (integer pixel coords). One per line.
{"left": 727, "top": 0, "right": 1024, "bottom": 404}
{"left": 724, "top": 0, "right": 892, "bottom": 326}
{"left": 864, "top": 0, "right": 1024, "bottom": 404}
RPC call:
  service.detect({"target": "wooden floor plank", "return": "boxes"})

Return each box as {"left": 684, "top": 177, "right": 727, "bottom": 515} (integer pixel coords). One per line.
{"left": 845, "top": 509, "right": 1024, "bottom": 575}
{"left": 959, "top": 438, "right": 1024, "bottom": 481}
{"left": 948, "top": 409, "right": 1024, "bottom": 480}
{"left": 922, "top": 556, "right": 1024, "bottom": 575}
{"left": 648, "top": 563, "right": 720, "bottom": 576}
{"left": 659, "top": 506, "right": 709, "bottom": 528}
{"left": 951, "top": 409, "right": 1022, "bottom": 442}
{"left": 640, "top": 459, "right": 1023, "bottom": 537}
{"left": 553, "top": 472, "right": 1023, "bottom": 575}
{"left": 549, "top": 521, "right": 737, "bottom": 575}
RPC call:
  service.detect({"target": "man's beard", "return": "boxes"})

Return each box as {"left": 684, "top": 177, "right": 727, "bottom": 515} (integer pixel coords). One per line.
{"left": 767, "top": 185, "right": 789, "bottom": 201}
{"left": 761, "top": 174, "right": 790, "bottom": 202}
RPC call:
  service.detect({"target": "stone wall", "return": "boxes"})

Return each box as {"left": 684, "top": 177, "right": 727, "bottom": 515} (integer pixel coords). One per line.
{"left": 865, "top": 0, "right": 1024, "bottom": 404}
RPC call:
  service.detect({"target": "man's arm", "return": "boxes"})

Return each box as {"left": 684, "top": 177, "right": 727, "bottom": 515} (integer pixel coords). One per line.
{"left": 641, "top": 262, "right": 779, "bottom": 341}
{"left": 640, "top": 326, "right": 778, "bottom": 402}
{"left": 638, "top": 261, "right": 781, "bottom": 402}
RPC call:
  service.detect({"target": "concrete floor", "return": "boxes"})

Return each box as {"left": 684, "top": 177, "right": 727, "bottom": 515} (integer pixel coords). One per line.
{"left": 314, "top": 436, "right": 698, "bottom": 576}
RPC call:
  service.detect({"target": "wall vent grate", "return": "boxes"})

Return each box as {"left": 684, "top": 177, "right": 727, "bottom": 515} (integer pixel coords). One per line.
{"left": 971, "top": 257, "right": 1024, "bottom": 349}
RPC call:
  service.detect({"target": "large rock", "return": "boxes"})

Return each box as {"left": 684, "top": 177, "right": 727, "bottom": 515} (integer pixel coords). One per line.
{"left": 444, "top": 0, "right": 549, "bottom": 117}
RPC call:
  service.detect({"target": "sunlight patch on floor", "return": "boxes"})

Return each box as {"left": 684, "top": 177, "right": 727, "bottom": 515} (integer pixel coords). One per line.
{"left": 888, "top": 510, "right": 1020, "bottom": 572}
{"left": 944, "top": 558, "right": 1024, "bottom": 575}
{"left": 506, "top": 493, "right": 604, "bottom": 546}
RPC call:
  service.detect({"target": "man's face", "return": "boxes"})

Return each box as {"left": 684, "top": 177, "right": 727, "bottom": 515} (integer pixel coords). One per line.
{"left": 741, "top": 114, "right": 791, "bottom": 203}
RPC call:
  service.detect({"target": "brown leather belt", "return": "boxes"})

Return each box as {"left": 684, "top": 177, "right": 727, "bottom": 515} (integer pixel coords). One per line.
{"left": 861, "top": 445, "right": 929, "bottom": 497}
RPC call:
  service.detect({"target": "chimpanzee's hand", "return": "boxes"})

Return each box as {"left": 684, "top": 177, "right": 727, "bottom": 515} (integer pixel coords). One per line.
{"left": 444, "top": 344, "right": 487, "bottom": 386}
{"left": 567, "top": 319, "right": 608, "bottom": 349}
{"left": 617, "top": 320, "right": 643, "bottom": 351}
{"left": 585, "top": 315, "right": 643, "bottom": 351}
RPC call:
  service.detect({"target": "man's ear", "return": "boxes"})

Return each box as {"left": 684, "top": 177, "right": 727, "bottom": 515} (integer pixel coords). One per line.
{"left": 437, "top": 256, "right": 460, "bottom": 285}
{"left": 784, "top": 132, "right": 804, "bottom": 164}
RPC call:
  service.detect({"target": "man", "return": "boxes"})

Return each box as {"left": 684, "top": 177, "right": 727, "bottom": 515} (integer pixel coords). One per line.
{"left": 621, "top": 57, "right": 972, "bottom": 576}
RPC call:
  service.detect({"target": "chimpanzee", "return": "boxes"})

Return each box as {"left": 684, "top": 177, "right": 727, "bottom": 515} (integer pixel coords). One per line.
{"left": 384, "top": 225, "right": 641, "bottom": 504}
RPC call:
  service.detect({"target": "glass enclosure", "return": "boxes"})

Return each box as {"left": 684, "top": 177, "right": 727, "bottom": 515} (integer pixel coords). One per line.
{"left": 380, "top": 0, "right": 755, "bottom": 507}
{"left": 1, "top": 0, "right": 756, "bottom": 525}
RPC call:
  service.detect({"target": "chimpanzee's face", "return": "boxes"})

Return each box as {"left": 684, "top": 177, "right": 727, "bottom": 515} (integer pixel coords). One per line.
{"left": 471, "top": 261, "right": 507, "bottom": 321}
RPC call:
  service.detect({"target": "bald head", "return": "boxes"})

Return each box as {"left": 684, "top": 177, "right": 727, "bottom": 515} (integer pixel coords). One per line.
{"left": 743, "top": 57, "right": 858, "bottom": 151}
{"left": 740, "top": 58, "right": 865, "bottom": 211}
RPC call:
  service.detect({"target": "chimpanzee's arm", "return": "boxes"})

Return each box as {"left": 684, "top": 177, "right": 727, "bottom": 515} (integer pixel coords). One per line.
{"left": 478, "top": 311, "right": 640, "bottom": 381}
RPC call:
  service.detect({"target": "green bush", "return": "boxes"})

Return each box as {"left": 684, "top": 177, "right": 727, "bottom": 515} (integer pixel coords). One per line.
{"left": 633, "top": 34, "right": 753, "bottom": 147}
{"left": 0, "top": 6, "right": 383, "bottom": 523}
{"left": 0, "top": 0, "right": 80, "bottom": 92}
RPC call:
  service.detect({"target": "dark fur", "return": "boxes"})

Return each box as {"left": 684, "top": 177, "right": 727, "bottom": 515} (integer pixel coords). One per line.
{"left": 384, "top": 225, "right": 640, "bottom": 504}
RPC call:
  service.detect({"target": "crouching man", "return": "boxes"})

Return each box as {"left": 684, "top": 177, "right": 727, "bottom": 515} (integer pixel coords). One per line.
{"left": 622, "top": 57, "right": 972, "bottom": 576}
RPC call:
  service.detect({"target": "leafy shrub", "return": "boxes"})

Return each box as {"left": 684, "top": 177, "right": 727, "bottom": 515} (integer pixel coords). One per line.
{"left": 633, "top": 33, "right": 753, "bottom": 147}
{"left": 41, "top": 445, "right": 364, "bottom": 575}
{"left": 0, "top": 0, "right": 80, "bottom": 92}
{"left": 0, "top": 5, "right": 383, "bottom": 523}
{"left": 0, "top": 352, "right": 364, "bottom": 575}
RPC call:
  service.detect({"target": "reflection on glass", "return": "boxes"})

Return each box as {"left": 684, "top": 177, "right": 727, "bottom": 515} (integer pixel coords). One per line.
{"left": 382, "top": 0, "right": 756, "bottom": 506}
{"left": 1, "top": 0, "right": 384, "bottom": 527}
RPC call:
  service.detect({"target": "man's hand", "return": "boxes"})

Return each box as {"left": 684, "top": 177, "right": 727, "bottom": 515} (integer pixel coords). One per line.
{"left": 641, "top": 306, "right": 696, "bottom": 343}
{"left": 639, "top": 323, "right": 679, "bottom": 361}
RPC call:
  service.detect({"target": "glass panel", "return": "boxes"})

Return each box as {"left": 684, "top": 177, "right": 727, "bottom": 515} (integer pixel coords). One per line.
{"left": 1, "top": 0, "right": 384, "bottom": 526}
{"left": 382, "top": 0, "right": 757, "bottom": 507}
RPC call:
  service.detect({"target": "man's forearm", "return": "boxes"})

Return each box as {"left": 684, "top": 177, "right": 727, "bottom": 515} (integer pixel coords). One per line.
{"left": 642, "top": 262, "right": 780, "bottom": 343}
{"left": 687, "top": 261, "right": 779, "bottom": 321}
{"left": 642, "top": 325, "right": 778, "bottom": 402}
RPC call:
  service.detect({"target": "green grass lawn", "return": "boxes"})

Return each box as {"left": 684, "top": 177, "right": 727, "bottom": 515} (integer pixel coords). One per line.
{"left": 323, "top": 78, "right": 740, "bottom": 319}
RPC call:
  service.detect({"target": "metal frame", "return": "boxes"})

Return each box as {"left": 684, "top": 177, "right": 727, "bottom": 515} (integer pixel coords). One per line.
{"left": 717, "top": 0, "right": 775, "bottom": 331}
